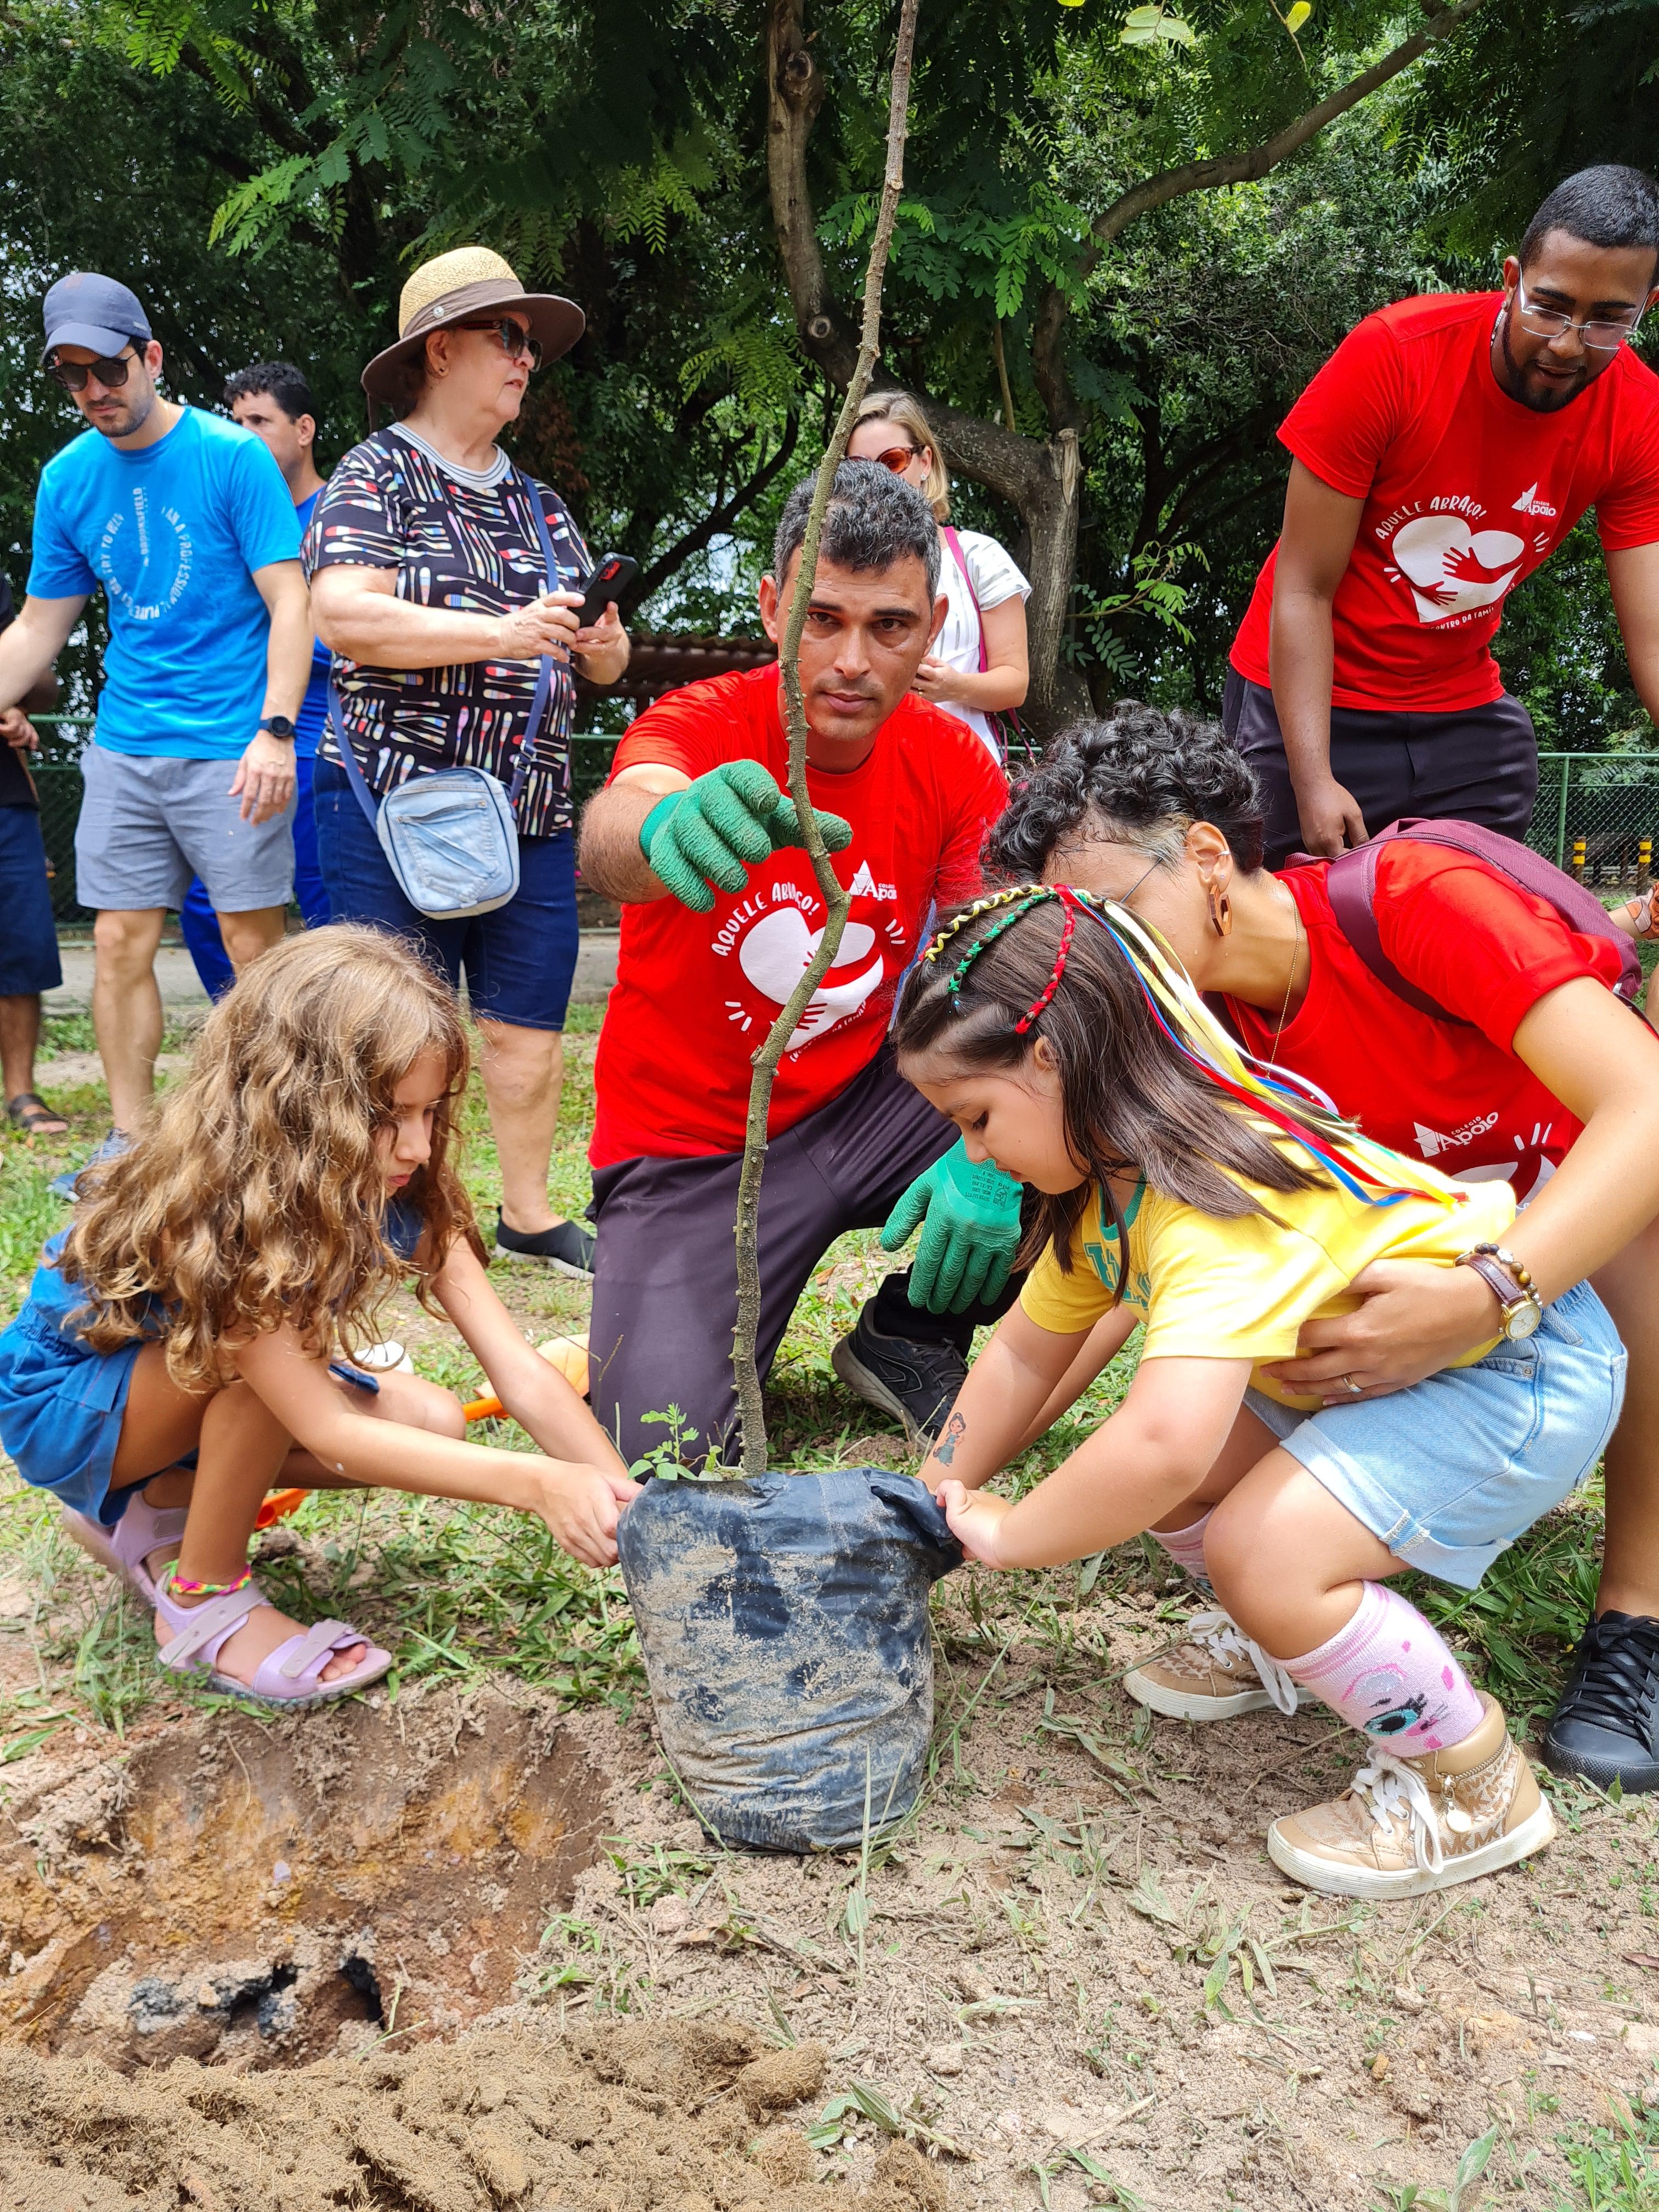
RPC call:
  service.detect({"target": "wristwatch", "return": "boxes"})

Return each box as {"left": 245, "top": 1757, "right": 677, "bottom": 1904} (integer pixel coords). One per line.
{"left": 1455, "top": 1243, "right": 1543, "bottom": 1340}
{"left": 258, "top": 714, "right": 297, "bottom": 742}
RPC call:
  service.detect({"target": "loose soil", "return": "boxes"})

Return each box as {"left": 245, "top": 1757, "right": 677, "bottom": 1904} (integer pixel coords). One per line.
{"left": 2, "top": 1641, "right": 1657, "bottom": 2209}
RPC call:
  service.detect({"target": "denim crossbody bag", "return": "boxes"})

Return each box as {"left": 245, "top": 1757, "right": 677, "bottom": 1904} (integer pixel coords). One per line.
{"left": 329, "top": 470, "right": 565, "bottom": 921}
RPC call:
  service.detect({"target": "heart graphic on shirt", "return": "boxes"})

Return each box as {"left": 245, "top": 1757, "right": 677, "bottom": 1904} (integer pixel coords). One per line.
{"left": 1389, "top": 515, "right": 1526, "bottom": 625}
{"left": 737, "top": 908, "right": 884, "bottom": 1053}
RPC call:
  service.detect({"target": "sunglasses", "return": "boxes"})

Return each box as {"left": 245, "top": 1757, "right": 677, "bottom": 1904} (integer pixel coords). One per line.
{"left": 47, "top": 348, "right": 138, "bottom": 393}
{"left": 457, "top": 318, "right": 543, "bottom": 370}
{"left": 864, "top": 443, "right": 921, "bottom": 474}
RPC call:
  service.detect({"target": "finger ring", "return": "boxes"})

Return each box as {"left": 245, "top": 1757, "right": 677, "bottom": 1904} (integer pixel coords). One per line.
{"left": 1338, "top": 1374, "right": 1363, "bottom": 1397}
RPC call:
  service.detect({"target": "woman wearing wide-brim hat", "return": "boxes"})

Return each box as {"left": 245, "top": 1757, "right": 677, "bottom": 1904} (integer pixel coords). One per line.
{"left": 307, "top": 247, "right": 629, "bottom": 1276}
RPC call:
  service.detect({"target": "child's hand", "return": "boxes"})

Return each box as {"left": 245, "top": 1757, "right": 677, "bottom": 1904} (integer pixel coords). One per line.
{"left": 936, "top": 1478, "right": 1012, "bottom": 1568}
{"left": 535, "top": 1462, "right": 643, "bottom": 1568}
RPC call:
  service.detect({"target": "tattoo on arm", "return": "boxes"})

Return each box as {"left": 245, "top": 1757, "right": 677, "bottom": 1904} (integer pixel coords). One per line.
{"left": 934, "top": 1410, "right": 966, "bottom": 1466}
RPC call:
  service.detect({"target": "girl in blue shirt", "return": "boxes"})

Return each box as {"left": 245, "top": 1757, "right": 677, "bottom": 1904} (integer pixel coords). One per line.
{"left": 0, "top": 925, "right": 636, "bottom": 1708}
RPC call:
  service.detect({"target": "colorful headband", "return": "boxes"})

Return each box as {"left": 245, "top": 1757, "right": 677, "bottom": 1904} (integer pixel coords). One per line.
{"left": 921, "top": 882, "right": 1454, "bottom": 1214}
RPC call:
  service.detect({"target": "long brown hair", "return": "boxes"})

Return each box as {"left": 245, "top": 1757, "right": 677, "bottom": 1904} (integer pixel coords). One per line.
{"left": 893, "top": 891, "right": 1361, "bottom": 1296}
{"left": 61, "top": 925, "right": 478, "bottom": 1389}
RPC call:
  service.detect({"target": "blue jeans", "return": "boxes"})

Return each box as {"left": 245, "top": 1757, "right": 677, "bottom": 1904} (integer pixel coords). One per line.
{"left": 178, "top": 751, "right": 328, "bottom": 999}
{"left": 311, "top": 758, "right": 578, "bottom": 1030}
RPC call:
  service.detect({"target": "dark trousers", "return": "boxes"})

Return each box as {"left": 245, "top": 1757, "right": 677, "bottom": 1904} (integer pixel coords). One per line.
{"left": 589, "top": 1047, "right": 1015, "bottom": 1465}
{"left": 1222, "top": 668, "right": 1539, "bottom": 870}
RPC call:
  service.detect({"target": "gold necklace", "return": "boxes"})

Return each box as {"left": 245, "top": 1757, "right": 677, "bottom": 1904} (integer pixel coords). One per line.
{"left": 1267, "top": 899, "right": 1302, "bottom": 1066}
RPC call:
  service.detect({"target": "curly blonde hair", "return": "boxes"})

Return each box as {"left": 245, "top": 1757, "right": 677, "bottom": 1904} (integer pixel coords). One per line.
{"left": 60, "top": 926, "right": 478, "bottom": 1391}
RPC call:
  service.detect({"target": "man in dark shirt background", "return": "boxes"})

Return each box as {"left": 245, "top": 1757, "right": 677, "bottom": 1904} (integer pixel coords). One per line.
{"left": 0, "top": 572, "right": 66, "bottom": 1135}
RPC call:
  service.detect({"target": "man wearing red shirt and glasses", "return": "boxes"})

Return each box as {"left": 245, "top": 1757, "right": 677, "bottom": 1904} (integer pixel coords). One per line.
{"left": 577, "top": 464, "right": 1011, "bottom": 1465}
{"left": 1228, "top": 165, "right": 1659, "bottom": 866}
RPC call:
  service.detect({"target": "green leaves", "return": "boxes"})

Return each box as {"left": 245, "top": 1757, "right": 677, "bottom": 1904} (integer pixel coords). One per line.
{"left": 1119, "top": 5, "right": 1198, "bottom": 48}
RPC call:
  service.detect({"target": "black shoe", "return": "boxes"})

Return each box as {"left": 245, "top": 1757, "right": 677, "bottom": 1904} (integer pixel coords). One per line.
{"left": 493, "top": 1211, "right": 596, "bottom": 1277}
{"left": 1541, "top": 1611, "right": 1659, "bottom": 1793}
{"left": 831, "top": 1310, "right": 966, "bottom": 1443}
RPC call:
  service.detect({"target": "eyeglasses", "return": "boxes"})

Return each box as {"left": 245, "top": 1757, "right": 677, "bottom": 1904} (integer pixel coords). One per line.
{"left": 863, "top": 444, "right": 921, "bottom": 475}
{"left": 47, "top": 348, "right": 137, "bottom": 392}
{"left": 1512, "top": 276, "right": 1647, "bottom": 354}
{"left": 457, "top": 318, "right": 543, "bottom": 370}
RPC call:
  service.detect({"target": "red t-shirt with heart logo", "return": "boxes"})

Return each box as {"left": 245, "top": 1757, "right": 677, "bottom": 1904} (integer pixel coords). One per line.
{"left": 590, "top": 667, "right": 1007, "bottom": 1167}
{"left": 1230, "top": 291, "right": 1659, "bottom": 712}
{"left": 1227, "top": 842, "right": 1628, "bottom": 1201}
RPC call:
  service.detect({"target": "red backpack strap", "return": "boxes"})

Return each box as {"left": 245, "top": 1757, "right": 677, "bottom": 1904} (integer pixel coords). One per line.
{"left": 1389, "top": 819, "right": 1644, "bottom": 1005}
{"left": 1321, "top": 838, "right": 1464, "bottom": 1024}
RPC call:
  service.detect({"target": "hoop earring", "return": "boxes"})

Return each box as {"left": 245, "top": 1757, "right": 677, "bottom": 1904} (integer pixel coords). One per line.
{"left": 1206, "top": 883, "right": 1233, "bottom": 939}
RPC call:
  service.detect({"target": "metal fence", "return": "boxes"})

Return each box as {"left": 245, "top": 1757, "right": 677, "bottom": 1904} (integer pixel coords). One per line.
{"left": 29, "top": 724, "right": 627, "bottom": 923}
{"left": 27, "top": 725, "right": 1659, "bottom": 924}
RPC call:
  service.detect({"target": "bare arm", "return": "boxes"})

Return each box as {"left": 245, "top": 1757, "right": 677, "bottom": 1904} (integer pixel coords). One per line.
{"left": 311, "top": 562, "right": 619, "bottom": 677}
{"left": 234, "top": 1321, "right": 635, "bottom": 1568}
{"left": 428, "top": 1233, "right": 633, "bottom": 1481}
{"left": 576, "top": 760, "right": 691, "bottom": 902}
{"left": 939, "top": 1355, "right": 1252, "bottom": 1571}
{"left": 224, "top": 560, "right": 309, "bottom": 826}
{"left": 918, "top": 1302, "right": 1088, "bottom": 1497}
{"left": 1271, "top": 977, "right": 1659, "bottom": 1399}
{"left": 0, "top": 596, "right": 83, "bottom": 743}
{"left": 1607, "top": 544, "right": 1659, "bottom": 730}
{"left": 913, "top": 595, "right": 1029, "bottom": 715}
{"left": 1267, "top": 459, "right": 1368, "bottom": 858}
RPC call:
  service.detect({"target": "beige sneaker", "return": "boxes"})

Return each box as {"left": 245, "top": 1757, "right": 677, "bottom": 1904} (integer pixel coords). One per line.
{"left": 1267, "top": 1692, "right": 1555, "bottom": 1900}
{"left": 1123, "top": 1608, "right": 1301, "bottom": 1721}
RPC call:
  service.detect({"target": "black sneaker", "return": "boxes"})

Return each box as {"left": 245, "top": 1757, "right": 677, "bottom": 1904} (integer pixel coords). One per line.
{"left": 1541, "top": 1611, "right": 1659, "bottom": 1793}
{"left": 831, "top": 1309, "right": 966, "bottom": 1443}
{"left": 493, "top": 1211, "right": 596, "bottom": 1277}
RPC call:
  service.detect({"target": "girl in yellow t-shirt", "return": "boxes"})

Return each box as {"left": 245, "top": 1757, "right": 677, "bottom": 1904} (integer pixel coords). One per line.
{"left": 895, "top": 885, "right": 1626, "bottom": 1900}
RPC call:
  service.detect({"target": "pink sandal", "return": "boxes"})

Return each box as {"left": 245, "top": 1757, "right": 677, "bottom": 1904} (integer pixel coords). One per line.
{"left": 154, "top": 1571, "right": 392, "bottom": 1708}
{"left": 1622, "top": 891, "right": 1659, "bottom": 940}
{"left": 61, "top": 1491, "right": 190, "bottom": 1606}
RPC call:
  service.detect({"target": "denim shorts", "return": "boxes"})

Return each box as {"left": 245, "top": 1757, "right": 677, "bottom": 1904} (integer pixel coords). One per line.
{"left": 313, "top": 759, "right": 578, "bottom": 1031}
{"left": 1244, "top": 1278, "right": 1627, "bottom": 1590}
{"left": 0, "top": 1304, "right": 145, "bottom": 1527}
{"left": 75, "top": 742, "right": 297, "bottom": 913}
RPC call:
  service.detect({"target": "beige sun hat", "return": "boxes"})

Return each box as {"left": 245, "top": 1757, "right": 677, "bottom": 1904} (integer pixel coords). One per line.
{"left": 360, "top": 245, "right": 585, "bottom": 408}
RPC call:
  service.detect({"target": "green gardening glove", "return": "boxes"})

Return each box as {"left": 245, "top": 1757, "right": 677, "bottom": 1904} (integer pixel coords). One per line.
{"left": 880, "top": 1139, "right": 1025, "bottom": 1316}
{"left": 640, "top": 759, "right": 853, "bottom": 913}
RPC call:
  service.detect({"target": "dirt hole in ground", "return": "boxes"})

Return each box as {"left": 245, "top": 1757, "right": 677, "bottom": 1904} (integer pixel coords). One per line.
{"left": 0, "top": 1685, "right": 610, "bottom": 2071}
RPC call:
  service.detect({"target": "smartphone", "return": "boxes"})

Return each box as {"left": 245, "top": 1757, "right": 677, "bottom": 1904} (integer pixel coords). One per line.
{"left": 572, "top": 553, "right": 639, "bottom": 628}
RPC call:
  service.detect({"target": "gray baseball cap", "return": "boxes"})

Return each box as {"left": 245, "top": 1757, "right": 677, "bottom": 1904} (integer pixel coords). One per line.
{"left": 41, "top": 272, "right": 151, "bottom": 364}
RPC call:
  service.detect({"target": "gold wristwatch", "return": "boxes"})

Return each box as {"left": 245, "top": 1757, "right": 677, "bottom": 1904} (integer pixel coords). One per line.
{"left": 1455, "top": 1243, "right": 1543, "bottom": 1340}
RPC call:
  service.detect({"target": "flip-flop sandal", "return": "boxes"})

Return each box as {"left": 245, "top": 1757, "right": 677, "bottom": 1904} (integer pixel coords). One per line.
{"left": 1623, "top": 893, "right": 1659, "bottom": 941}
{"left": 154, "top": 1574, "right": 393, "bottom": 1708}
{"left": 61, "top": 1492, "right": 190, "bottom": 1607}
{"left": 5, "top": 1092, "right": 68, "bottom": 1137}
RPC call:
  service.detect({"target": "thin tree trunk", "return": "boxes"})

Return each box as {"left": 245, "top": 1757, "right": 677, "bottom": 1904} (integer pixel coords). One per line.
{"left": 730, "top": 0, "right": 922, "bottom": 1479}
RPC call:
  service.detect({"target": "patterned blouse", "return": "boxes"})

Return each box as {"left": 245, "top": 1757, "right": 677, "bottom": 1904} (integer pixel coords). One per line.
{"left": 303, "top": 428, "right": 590, "bottom": 838}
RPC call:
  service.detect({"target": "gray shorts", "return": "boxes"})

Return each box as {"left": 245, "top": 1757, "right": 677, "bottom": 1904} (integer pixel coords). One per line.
{"left": 74, "top": 742, "right": 295, "bottom": 914}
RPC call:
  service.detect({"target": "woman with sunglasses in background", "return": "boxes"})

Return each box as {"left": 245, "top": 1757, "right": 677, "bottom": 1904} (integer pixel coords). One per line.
{"left": 306, "top": 249, "right": 629, "bottom": 1278}
{"left": 847, "top": 393, "right": 1030, "bottom": 764}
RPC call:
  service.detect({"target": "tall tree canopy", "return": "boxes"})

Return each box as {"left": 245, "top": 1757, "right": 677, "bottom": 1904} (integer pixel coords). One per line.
{"left": 2, "top": 0, "right": 1654, "bottom": 740}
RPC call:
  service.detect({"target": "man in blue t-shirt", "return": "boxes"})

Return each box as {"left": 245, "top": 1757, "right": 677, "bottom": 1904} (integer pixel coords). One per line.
{"left": 178, "top": 362, "right": 334, "bottom": 998}
{"left": 0, "top": 273, "right": 309, "bottom": 1172}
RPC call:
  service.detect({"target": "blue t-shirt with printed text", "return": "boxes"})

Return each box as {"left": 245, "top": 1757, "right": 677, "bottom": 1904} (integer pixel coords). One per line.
{"left": 292, "top": 486, "right": 330, "bottom": 759}
{"left": 27, "top": 407, "right": 301, "bottom": 760}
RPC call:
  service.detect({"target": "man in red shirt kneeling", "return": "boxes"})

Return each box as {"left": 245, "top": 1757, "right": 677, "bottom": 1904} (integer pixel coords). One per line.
{"left": 577, "top": 463, "right": 1009, "bottom": 1465}
{"left": 1229, "top": 163, "right": 1659, "bottom": 866}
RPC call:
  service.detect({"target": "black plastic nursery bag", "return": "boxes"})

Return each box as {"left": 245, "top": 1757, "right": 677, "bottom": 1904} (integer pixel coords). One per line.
{"left": 616, "top": 1466, "right": 962, "bottom": 1853}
